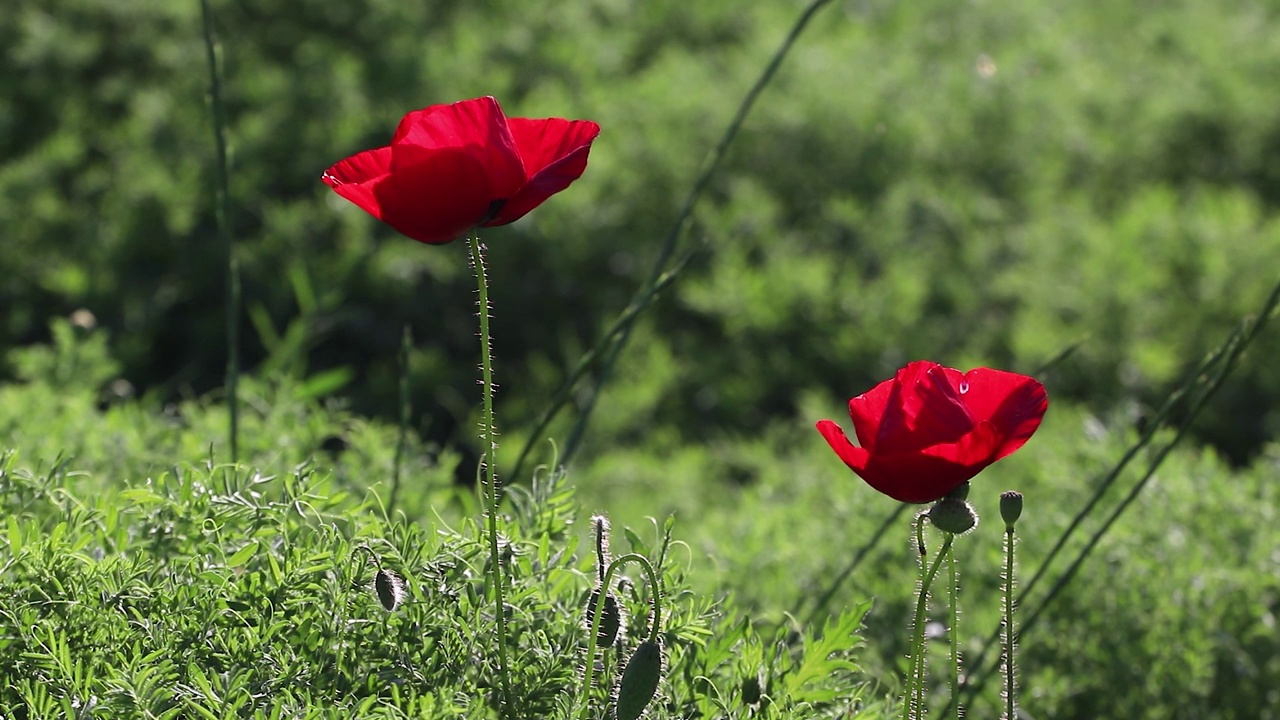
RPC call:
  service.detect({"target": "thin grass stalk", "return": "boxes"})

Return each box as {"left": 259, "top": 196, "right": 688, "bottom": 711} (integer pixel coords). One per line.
{"left": 468, "top": 231, "right": 513, "bottom": 716}
{"left": 513, "top": 0, "right": 839, "bottom": 478}
{"left": 961, "top": 276, "right": 1280, "bottom": 710}
{"left": 804, "top": 503, "right": 908, "bottom": 625}
{"left": 390, "top": 324, "right": 412, "bottom": 515}
{"left": 198, "top": 0, "right": 238, "bottom": 463}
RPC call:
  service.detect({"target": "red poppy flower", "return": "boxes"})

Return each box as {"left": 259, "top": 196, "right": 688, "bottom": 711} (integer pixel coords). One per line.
{"left": 816, "top": 361, "right": 1048, "bottom": 503}
{"left": 322, "top": 96, "right": 600, "bottom": 245}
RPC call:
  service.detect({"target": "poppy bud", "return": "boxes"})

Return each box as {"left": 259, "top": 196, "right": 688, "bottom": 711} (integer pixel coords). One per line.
{"left": 928, "top": 497, "right": 979, "bottom": 535}
{"left": 375, "top": 568, "right": 407, "bottom": 612}
{"left": 614, "top": 639, "right": 664, "bottom": 720}
{"left": 946, "top": 482, "right": 971, "bottom": 502}
{"left": 1000, "top": 491, "right": 1024, "bottom": 530}
{"left": 586, "top": 589, "right": 624, "bottom": 648}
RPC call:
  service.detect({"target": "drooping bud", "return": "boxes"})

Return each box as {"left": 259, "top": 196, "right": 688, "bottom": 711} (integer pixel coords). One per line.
{"left": 614, "top": 639, "right": 664, "bottom": 720}
{"left": 928, "top": 497, "right": 979, "bottom": 535}
{"left": 1000, "top": 491, "right": 1024, "bottom": 531}
{"left": 375, "top": 568, "right": 407, "bottom": 612}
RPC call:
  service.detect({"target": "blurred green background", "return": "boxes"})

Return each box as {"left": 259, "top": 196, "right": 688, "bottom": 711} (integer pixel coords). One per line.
{"left": 5, "top": 0, "right": 1280, "bottom": 715}
{"left": 5, "top": 0, "right": 1280, "bottom": 474}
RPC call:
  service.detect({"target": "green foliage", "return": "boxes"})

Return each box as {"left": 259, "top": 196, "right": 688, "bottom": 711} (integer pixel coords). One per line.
{"left": 3, "top": 321, "right": 1280, "bottom": 717}
{"left": 0, "top": 346, "right": 885, "bottom": 718}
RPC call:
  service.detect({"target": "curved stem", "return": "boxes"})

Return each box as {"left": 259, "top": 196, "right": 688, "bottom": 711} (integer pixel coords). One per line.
{"left": 577, "top": 552, "right": 662, "bottom": 720}
{"left": 902, "top": 531, "right": 953, "bottom": 720}
{"left": 469, "top": 231, "right": 512, "bottom": 717}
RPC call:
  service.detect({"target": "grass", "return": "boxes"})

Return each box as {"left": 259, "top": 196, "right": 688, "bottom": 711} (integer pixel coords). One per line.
{"left": 3, "top": 315, "right": 1280, "bottom": 717}
{"left": 0, "top": 340, "right": 881, "bottom": 718}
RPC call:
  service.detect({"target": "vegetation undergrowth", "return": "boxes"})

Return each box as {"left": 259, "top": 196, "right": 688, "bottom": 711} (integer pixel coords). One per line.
{"left": 4, "top": 323, "right": 1280, "bottom": 717}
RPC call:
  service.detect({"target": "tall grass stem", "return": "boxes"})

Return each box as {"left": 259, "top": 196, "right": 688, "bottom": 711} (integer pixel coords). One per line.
{"left": 199, "top": 0, "right": 238, "bottom": 463}
{"left": 513, "top": 0, "right": 839, "bottom": 478}
{"left": 961, "top": 276, "right": 1280, "bottom": 710}
{"left": 390, "top": 324, "right": 412, "bottom": 515}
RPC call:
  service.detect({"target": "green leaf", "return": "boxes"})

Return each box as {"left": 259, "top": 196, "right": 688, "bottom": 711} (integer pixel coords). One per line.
{"left": 226, "top": 541, "right": 260, "bottom": 568}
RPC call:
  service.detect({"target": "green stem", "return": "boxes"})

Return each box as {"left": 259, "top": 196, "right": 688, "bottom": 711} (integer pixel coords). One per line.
{"left": 903, "top": 514, "right": 927, "bottom": 720}
{"left": 949, "top": 543, "right": 960, "bottom": 720}
{"left": 199, "top": 0, "right": 238, "bottom": 464}
{"left": 902, "top": 530, "right": 953, "bottom": 720}
{"left": 512, "top": 0, "right": 839, "bottom": 479}
{"left": 577, "top": 552, "right": 662, "bottom": 720}
{"left": 469, "top": 231, "right": 512, "bottom": 717}
{"left": 1003, "top": 527, "right": 1017, "bottom": 720}
{"left": 390, "top": 324, "right": 412, "bottom": 515}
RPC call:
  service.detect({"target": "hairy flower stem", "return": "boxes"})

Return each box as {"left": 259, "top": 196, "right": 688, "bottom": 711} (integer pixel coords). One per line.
{"left": 577, "top": 553, "right": 662, "bottom": 720}
{"left": 902, "top": 527, "right": 954, "bottom": 720}
{"left": 949, "top": 545, "right": 960, "bottom": 720}
{"left": 1003, "top": 525, "right": 1018, "bottom": 719}
{"left": 469, "top": 231, "right": 512, "bottom": 717}
{"left": 199, "top": 0, "right": 238, "bottom": 464}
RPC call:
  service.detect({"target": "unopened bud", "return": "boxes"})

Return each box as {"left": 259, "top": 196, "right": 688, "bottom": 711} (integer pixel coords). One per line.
{"left": 928, "top": 497, "right": 979, "bottom": 535}
{"left": 375, "top": 568, "right": 406, "bottom": 612}
{"left": 614, "top": 639, "right": 664, "bottom": 720}
{"left": 1000, "top": 491, "right": 1024, "bottom": 531}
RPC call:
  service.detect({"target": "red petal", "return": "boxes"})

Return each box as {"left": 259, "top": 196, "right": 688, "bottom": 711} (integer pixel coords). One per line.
{"left": 846, "top": 372, "right": 898, "bottom": 453}
{"left": 861, "top": 422, "right": 1002, "bottom": 503}
{"left": 323, "top": 146, "right": 393, "bottom": 220}
{"left": 872, "top": 362, "right": 973, "bottom": 455}
{"left": 908, "top": 364, "right": 978, "bottom": 445}
{"left": 816, "top": 420, "right": 871, "bottom": 474}
{"left": 390, "top": 97, "right": 526, "bottom": 200}
{"left": 486, "top": 117, "right": 601, "bottom": 226}
{"left": 369, "top": 147, "right": 501, "bottom": 244}
{"left": 953, "top": 368, "right": 1048, "bottom": 460}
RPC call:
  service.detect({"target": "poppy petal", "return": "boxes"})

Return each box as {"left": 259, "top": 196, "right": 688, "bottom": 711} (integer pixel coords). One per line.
{"left": 907, "top": 364, "right": 977, "bottom": 447}
{"left": 816, "top": 420, "right": 872, "bottom": 474}
{"left": 371, "top": 147, "right": 499, "bottom": 244}
{"left": 391, "top": 97, "right": 526, "bottom": 200}
{"left": 847, "top": 367, "right": 908, "bottom": 452}
{"left": 988, "top": 379, "right": 1049, "bottom": 461}
{"left": 861, "top": 422, "right": 1003, "bottom": 502}
{"left": 323, "top": 146, "right": 393, "bottom": 220}
{"left": 875, "top": 362, "right": 973, "bottom": 455}
{"left": 486, "top": 118, "right": 601, "bottom": 226}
